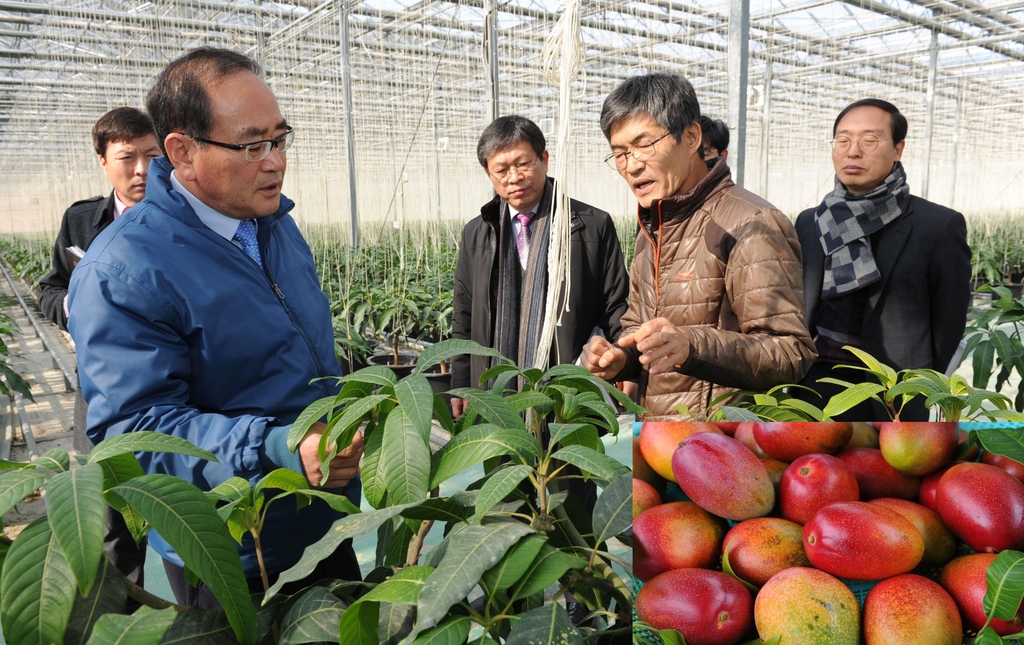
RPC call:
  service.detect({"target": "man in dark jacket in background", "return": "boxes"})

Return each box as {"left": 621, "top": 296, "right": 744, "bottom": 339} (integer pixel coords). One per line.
{"left": 795, "top": 98, "right": 971, "bottom": 420}
{"left": 450, "top": 115, "right": 629, "bottom": 412}
{"left": 37, "top": 106, "right": 160, "bottom": 593}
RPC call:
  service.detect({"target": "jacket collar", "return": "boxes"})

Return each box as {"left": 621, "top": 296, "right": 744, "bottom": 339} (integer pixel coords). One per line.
{"left": 143, "top": 156, "right": 294, "bottom": 230}
{"left": 638, "top": 160, "right": 732, "bottom": 229}
{"left": 92, "top": 192, "right": 117, "bottom": 229}
{"left": 480, "top": 177, "right": 582, "bottom": 233}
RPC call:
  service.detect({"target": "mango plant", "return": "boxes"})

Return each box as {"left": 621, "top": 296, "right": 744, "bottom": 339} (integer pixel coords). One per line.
{"left": 0, "top": 339, "right": 636, "bottom": 644}
{"left": 711, "top": 346, "right": 1024, "bottom": 423}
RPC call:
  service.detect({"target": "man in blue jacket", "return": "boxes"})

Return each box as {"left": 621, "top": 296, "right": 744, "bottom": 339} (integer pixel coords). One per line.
{"left": 69, "top": 47, "right": 363, "bottom": 607}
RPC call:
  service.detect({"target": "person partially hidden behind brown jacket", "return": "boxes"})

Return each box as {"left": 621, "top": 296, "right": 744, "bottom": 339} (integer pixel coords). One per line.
{"left": 580, "top": 73, "right": 817, "bottom": 420}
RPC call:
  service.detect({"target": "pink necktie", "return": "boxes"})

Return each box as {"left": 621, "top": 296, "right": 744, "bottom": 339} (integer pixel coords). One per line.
{"left": 516, "top": 211, "right": 535, "bottom": 269}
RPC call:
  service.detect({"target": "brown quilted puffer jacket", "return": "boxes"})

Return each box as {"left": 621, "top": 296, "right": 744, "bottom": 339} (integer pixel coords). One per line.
{"left": 620, "top": 165, "right": 817, "bottom": 420}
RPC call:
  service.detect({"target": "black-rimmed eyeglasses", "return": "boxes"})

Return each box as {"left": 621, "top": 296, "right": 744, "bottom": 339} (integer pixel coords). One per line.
{"left": 193, "top": 126, "right": 296, "bottom": 162}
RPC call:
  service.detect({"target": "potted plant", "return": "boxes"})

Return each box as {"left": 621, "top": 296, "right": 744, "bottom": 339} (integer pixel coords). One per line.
{"left": 0, "top": 339, "right": 636, "bottom": 644}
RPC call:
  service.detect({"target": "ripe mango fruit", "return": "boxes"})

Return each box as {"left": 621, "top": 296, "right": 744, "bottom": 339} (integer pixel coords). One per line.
{"left": 878, "top": 422, "right": 958, "bottom": 476}
{"left": 672, "top": 432, "right": 774, "bottom": 521}
{"left": 863, "top": 574, "right": 961, "bottom": 645}
{"left": 722, "top": 517, "right": 810, "bottom": 587}
{"left": 753, "top": 422, "right": 852, "bottom": 462}
{"left": 936, "top": 462, "right": 1024, "bottom": 553}
{"left": 754, "top": 567, "right": 859, "bottom": 645}
{"left": 803, "top": 501, "right": 924, "bottom": 580}
{"left": 639, "top": 421, "right": 721, "bottom": 480}
{"left": 636, "top": 568, "right": 753, "bottom": 645}
{"left": 633, "top": 501, "right": 726, "bottom": 581}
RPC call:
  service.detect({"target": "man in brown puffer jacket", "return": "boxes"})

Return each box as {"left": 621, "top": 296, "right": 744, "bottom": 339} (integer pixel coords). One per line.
{"left": 581, "top": 73, "right": 817, "bottom": 420}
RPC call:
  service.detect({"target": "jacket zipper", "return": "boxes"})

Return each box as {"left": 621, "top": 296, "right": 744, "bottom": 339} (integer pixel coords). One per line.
{"left": 250, "top": 227, "right": 330, "bottom": 389}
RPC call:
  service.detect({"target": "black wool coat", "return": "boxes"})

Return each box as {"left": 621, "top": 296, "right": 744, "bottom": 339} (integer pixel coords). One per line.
{"left": 38, "top": 192, "right": 116, "bottom": 330}
{"left": 796, "top": 194, "right": 972, "bottom": 377}
{"left": 451, "top": 181, "right": 630, "bottom": 390}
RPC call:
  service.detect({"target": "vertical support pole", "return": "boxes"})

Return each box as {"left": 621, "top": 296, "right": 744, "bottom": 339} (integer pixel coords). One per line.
{"left": 485, "top": 0, "right": 500, "bottom": 121}
{"left": 922, "top": 28, "right": 938, "bottom": 200}
{"left": 950, "top": 83, "right": 964, "bottom": 210}
{"left": 727, "top": 0, "right": 750, "bottom": 187}
{"left": 759, "top": 60, "right": 772, "bottom": 199}
{"left": 338, "top": 0, "right": 359, "bottom": 247}
{"left": 254, "top": 0, "right": 265, "bottom": 74}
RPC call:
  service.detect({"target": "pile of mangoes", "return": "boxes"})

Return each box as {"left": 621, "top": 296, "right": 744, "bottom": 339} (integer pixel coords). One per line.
{"left": 632, "top": 421, "right": 1024, "bottom": 645}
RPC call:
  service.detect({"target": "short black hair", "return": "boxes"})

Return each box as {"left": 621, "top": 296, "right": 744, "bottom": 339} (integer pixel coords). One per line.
{"left": 600, "top": 73, "right": 701, "bottom": 143}
{"left": 145, "top": 47, "right": 262, "bottom": 156}
{"left": 92, "top": 107, "right": 156, "bottom": 157}
{"left": 698, "top": 115, "right": 729, "bottom": 154}
{"left": 833, "top": 98, "right": 908, "bottom": 145}
{"left": 476, "top": 116, "right": 546, "bottom": 169}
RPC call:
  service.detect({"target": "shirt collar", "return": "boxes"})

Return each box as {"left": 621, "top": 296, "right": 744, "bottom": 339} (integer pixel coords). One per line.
{"left": 169, "top": 170, "right": 244, "bottom": 241}
{"left": 112, "top": 191, "right": 129, "bottom": 219}
{"left": 508, "top": 201, "right": 540, "bottom": 220}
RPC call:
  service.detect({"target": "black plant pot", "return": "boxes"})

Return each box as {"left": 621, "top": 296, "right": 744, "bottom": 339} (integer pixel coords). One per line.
{"left": 424, "top": 370, "right": 453, "bottom": 407}
{"left": 368, "top": 352, "right": 417, "bottom": 379}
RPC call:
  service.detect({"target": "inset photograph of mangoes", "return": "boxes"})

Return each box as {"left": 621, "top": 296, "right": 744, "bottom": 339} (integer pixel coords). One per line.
{"left": 632, "top": 422, "right": 1024, "bottom": 645}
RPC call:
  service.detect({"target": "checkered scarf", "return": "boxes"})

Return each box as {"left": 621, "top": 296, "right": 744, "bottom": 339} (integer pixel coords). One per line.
{"left": 816, "top": 161, "right": 910, "bottom": 299}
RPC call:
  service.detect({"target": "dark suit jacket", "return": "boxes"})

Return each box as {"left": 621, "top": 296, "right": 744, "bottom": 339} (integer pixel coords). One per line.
{"left": 796, "top": 194, "right": 972, "bottom": 376}
{"left": 38, "top": 192, "right": 116, "bottom": 330}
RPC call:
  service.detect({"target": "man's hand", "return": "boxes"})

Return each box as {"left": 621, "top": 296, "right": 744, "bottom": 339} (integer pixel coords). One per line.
{"left": 451, "top": 397, "right": 467, "bottom": 419}
{"left": 581, "top": 336, "right": 627, "bottom": 381}
{"left": 298, "top": 422, "right": 365, "bottom": 488}
{"left": 618, "top": 317, "right": 691, "bottom": 375}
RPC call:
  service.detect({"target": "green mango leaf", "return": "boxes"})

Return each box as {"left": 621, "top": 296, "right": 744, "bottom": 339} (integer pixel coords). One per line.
{"left": 430, "top": 425, "right": 540, "bottom": 489}
{"left": 84, "top": 606, "right": 176, "bottom": 645}
{"left": 323, "top": 394, "right": 392, "bottom": 455}
{"left": 336, "top": 598, "right": 380, "bottom": 645}
{"left": 447, "top": 388, "right": 526, "bottom": 431}
{"left": 552, "top": 423, "right": 603, "bottom": 453}
{"left": 0, "top": 459, "right": 27, "bottom": 471}
{"left": 415, "top": 339, "right": 510, "bottom": 375}
{"left": 634, "top": 622, "right": 688, "bottom": 645}
{"left": 432, "top": 393, "right": 455, "bottom": 434}
{"left": 362, "top": 421, "right": 387, "bottom": 509}
{"left": 279, "top": 586, "right": 346, "bottom": 645}
{"left": 778, "top": 398, "right": 827, "bottom": 421}
{"left": 362, "top": 565, "right": 434, "bottom": 605}
{"left": 973, "top": 341, "right": 997, "bottom": 389}
{"left": 549, "top": 445, "right": 630, "bottom": 481}
{"left": 88, "top": 431, "right": 219, "bottom": 464}
{"left": 973, "top": 627, "right": 1006, "bottom": 645}
{"left": 592, "top": 472, "right": 632, "bottom": 548}
{"left": 506, "top": 391, "right": 555, "bottom": 413}
{"left": 46, "top": 463, "right": 106, "bottom": 596}
{"left": 209, "top": 476, "right": 252, "bottom": 502}
{"left": 97, "top": 452, "right": 148, "bottom": 544}
{"left": 715, "top": 406, "right": 762, "bottom": 422}
{"left": 380, "top": 601, "right": 415, "bottom": 644}
{"left": 65, "top": 558, "right": 128, "bottom": 645}
{"left": 409, "top": 616, "right": 472, "bottom": 645}
{"left": 255, "top": 468, "right": 308, "bottom": 498}
{"left": 32, "top": 448, "right": 70, "bottom": 473}
{"left": 395, "top": 374, "right": 435, "bottom": 445}
{"left": 974, "top": 428, "right": 1024, "bottom": 463}
{"left": 549, "top": 423, "right": 592, "bottom": 447}
{"left": 475, "top": 464, "right": 533, "bottom": 523}
{"left": 505, "top": 601, "right": 583, "bottom": 645}
{"left": 509, "top": 543, "right": 588, "bottom": 600}
{"left": 821, "top": 381, "right": 886, "bottom": 419}
{"left": 1, "top": 516, "right": 77, "bottom": 645}
{"left": 578, "top": 400, "right": 621, "bottom": 434}
{"left": 0, "top": 467, "right": 48, "bottom": 517}
{"left": 984, "top": 549, "right": 1024, "bottom": 621}
{"left": 266, "top": 504, "right": 412, "bottom": 600}
{"left": 399, "top": 496, "right": 473, "bottom": 523}
{"left": 409, "top": 522, "right": 535, "bottom": 640}
{"left": 286, "top": 395, "right": 339, "bottom": 453}
{"left": 112, "top": 475, "right": 257, "bottom": 645}
{"left": 479, "top": 363, "right": 523, "bottom": 386}
{"left": 338, "top": 366, "right": 398, "bottom": 389}
{"left": 381, "top": 407, "right": 431, "bottom": 505}
{"left": 159, "top": 608, "right": 236, "bottom": 643}
{"left": 481, "top": 533, "right": 548, "bottom": 594}
{"left": 270, "top": 488, "right": 362, "bottom": 517}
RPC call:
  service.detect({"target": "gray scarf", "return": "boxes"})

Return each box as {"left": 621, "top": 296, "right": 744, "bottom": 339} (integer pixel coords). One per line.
{"left": 816, "top": 161, "right": 910, "bottom": 299}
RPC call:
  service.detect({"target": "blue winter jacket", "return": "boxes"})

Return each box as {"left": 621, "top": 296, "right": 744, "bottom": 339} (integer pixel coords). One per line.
{"left": 69, "top": 156, "right": 358, "bottom": 576}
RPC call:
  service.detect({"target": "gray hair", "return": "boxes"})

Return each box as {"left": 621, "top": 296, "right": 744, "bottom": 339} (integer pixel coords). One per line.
{"left": 476, "top": 115, "right": 546, "bottom": 169}
{"left": 600, "top": 73, "right": 701, "bottom": 143}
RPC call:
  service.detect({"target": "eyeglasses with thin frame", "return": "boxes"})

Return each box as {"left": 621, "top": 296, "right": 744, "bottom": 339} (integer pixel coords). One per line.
{"left": 604, "top": 132, "right": 672, "bottom": 171}
{"left": 193, "top": 126, "right": 296, "bottom": 162}
{"left": 488, "top": 156, "right": 541, "bottom": 183}
{"left": 831, "top": 134, "right": 887, "bottom": 155}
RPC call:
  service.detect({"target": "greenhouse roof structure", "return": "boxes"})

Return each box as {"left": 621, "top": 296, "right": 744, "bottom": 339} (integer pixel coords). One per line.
{"left": 0, "top": 0, "right": 1021, "bottom": 229}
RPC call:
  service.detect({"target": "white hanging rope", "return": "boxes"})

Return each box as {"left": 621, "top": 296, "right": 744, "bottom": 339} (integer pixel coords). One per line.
{"left": 534, "top": 0, "right": 584, "bottom": 372}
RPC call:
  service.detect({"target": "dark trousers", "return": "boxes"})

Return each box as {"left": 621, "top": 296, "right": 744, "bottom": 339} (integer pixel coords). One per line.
{"left": 795, "top": 358, "right": 929, "bottom": 421}
{"left": 163, "top": 538, "right": 362, "bottom": 609}
{"left": 75, "top": 387, "right": 147, "bottom": 591}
